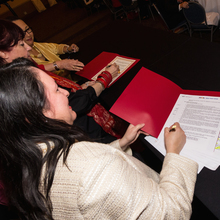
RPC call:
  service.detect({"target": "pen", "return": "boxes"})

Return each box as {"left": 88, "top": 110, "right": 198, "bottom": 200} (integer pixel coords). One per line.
{"left": 169, "top": 125, "right": 176, "bottom": 132}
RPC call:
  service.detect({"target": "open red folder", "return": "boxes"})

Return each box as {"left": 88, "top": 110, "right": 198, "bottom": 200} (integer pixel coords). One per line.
{"left": 77, "top": 51, "right": 139, "bottom": 86}
{"left": 110, "top": 67, "right": 220, "bottom": 137}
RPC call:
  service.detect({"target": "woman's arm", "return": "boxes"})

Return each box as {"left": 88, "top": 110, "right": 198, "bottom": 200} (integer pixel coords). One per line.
{"left": 43, "top": 59, "right": 84, "bottom": 72}
{"left": 91, "top": 63, "right": 119, "bottom": 97}
{"left": 76, "top": 140, "right": 198, "bottom": 219}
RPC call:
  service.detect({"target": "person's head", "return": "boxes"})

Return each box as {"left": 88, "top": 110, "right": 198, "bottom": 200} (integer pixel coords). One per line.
{"left": 37, "top": 64, "right": 77, "bottom": 125}
{"left": 0, "top": 19, "right": 31, "bottom": 65}
{"left": 0, "top": 58, "right": 76, "bottom": 128}
{"left": 11, "top": 18, "right": 35, "bottom": 47}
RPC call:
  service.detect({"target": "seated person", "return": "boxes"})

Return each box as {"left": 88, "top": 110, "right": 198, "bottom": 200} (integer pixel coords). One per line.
{"left": 0, "top": 57, "right": 198, "bottom": 219}
{"left": 156, "top": 0, "right": 189, "bottom": 29}
{"left": 117, "top": 0, "right": 150, "bottom": 19}
{"left": 8, "top": 17, "right": 84, "bottom": 80}
{"left": 0, "top": 19, "right": 126, "bottom": 144}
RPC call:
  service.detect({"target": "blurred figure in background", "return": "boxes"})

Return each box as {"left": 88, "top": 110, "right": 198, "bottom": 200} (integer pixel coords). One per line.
{"left": 156, "top": 0, "right": 189, "bottom": 29}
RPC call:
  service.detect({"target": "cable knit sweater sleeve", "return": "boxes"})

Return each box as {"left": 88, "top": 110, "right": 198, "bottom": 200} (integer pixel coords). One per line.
{"left": 47, "top": 141, "right": 198, "bottom": 220}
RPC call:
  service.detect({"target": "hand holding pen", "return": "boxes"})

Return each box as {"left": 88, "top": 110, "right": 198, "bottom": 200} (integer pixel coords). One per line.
{"left": 105, "top": 63, "right": 120, "bottom": 78}
{"left": 164, "top": 122, "right": 186, "bottom": 154}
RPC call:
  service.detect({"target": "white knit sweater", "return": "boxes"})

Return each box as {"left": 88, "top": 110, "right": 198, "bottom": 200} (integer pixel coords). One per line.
{"left": 40, "top": 140, "right": 198, "bottom": 220}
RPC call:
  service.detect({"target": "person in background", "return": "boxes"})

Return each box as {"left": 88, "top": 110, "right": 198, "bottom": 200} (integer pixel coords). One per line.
{"left": 8, "top": 17, "right": 84, "bottom": 80}
{"left": 0, "top": 57, "right": 198, "bottom": 220}
{"left": 118, "top": 0, "right": 150, "bottom": 20}
{"left": 156, "top": 0, "right": 189, "bottom": 29}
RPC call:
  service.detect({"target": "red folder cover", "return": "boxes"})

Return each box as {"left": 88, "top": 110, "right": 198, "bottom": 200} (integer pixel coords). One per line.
{"left": 110, "top": 67, "right": 220, "bottom": 137}
{"left": 77, "top": 51, "right": 139, "bottom": 86}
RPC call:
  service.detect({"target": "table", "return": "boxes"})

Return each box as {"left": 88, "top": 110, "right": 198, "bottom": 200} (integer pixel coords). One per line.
{"left": 198, "top": 0, "right": 220, "bottom": 14}
{"left": 71, "top": 20, "right": 220, "bottom": 219}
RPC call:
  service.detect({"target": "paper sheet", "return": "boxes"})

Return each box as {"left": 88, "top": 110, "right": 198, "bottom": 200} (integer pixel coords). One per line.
{"left": 145, "top": 94, "right": 220, "bottom": 173}
{"left": 91, "top": 56, "right": 136, "bottom": 85}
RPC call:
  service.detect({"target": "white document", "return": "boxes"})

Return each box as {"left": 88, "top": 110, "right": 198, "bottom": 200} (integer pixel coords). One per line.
{"left": 92, "top": 56, "right": 136, "bottom": 86}
{"left": 145, "top": 94, "right": 220, "bottom": 173}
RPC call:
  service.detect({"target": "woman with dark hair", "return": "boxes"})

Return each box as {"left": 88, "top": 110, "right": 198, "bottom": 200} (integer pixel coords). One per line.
{"left": 0, "top": 19, "right": 28, "bottom": 65}
{"left": 0, "top": 19, "right": 127, "bottom": 144}
{"left": 0, "top": 57, "right": 198, "bottom": 220}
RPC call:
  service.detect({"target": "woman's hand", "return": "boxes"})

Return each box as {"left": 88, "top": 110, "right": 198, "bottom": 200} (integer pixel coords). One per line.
{"left": 81, "top": 81, "right": 96, "bottom": 89}
{"left": 164, "top": 122, "right": 186, "bottom": 154}
{"left": 105, "top": 63, "right": 120, "bottom": 79}
{"left": 180, "top": 1, "right": 189, "bottom": 9}
{"left": 119, "top": 123, "right": 146, "bottom": 151}
{"left": 68, "top": 44, "right": 79, "bottom": 53}
{"left": 57, "top": 59, "right": 84, "bottom": 71}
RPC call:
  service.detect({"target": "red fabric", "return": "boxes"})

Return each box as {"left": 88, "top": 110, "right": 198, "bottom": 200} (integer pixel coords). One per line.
{"left": 0, "top": 181, "right": 7, "bottom": 205}
{"left": 38, "top": 65, "right": 82, "bottom": 92}
{"left": 37, "top": 64, "right": 122, "bottom": 138}
{"left": 111, "top": 0, "right": 122, "bottom": 7}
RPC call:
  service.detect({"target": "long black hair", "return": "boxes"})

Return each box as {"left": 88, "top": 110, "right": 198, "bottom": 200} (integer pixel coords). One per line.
{"left": 0, "top": 19, "right": 24, "bottom": 65}
{"left": 0, "top": 58, "right": 89, "bottom": 219}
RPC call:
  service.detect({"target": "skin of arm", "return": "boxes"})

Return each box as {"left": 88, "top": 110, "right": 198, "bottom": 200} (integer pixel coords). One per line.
{"left": 44, "top": 59, "right": 84, "bottom": 72}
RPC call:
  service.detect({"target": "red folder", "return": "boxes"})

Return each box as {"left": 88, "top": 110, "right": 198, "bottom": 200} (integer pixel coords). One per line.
{"left": 77, "top": 51, "right": 139, "bottom": 86}
{"left": 110, "top": 67, "right": 220, "bottom": 137}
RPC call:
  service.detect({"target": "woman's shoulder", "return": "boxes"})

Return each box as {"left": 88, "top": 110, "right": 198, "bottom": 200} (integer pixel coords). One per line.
{"left": 53, "top": 141, "right": 125, "bottom": 188}
{"left": 59, "top": 140, "right": 124, "bottom": 175}
{"left": 68, "top": 141, "right": 120, "bottom": 160}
